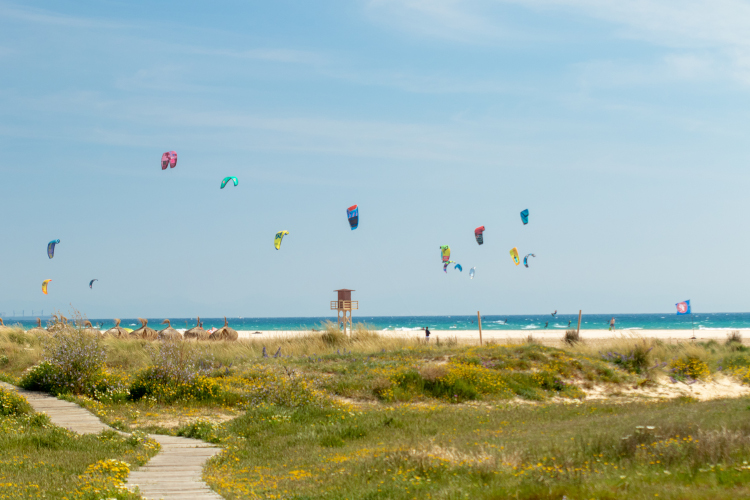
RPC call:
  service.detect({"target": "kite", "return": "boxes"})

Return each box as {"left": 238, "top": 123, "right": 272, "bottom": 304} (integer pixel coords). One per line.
{"left": 89, "top": 279, "right": 98, "bottom": 289}
{"left": 347, "top": 205, "right": 359, "bottom": 230}
{"left": 523, "top": 253, "right": 536, "bottom": 268}
{"left": 474, "top": 226, "right": 485, "bottom": 245}
{"left": 454, "top": 264, "right": 463, "bottom": 272}
{"left": 274, "top": 230, "right": 289, "bottom": 250}
{"left": 221, "top": 176, "right": 238, "bottom": 189}
{"left": 440, "top": 245, "right": 450, "bottom": 263}
{"left": 47, "top": 239, "right": 60, "bottom": 259}
{"left": 469, "top": 267, "right": 475, "bottom": 279}
{"left": 161, "top": 151, "right": 177, "bottom": 170}
{"left": 510, "top": 247, "right": 520, "bottom": 266}
{"left": 42, "top": 279, "right": 51, "bottom": 295}
{"left": 520, "top": 209, "right": 529, "bottom": 225}
{"left": 443, "top": 261, "right": 455, "bottom": 273}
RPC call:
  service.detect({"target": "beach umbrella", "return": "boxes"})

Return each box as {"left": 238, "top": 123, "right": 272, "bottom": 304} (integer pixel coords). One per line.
{"left": 132, "top": 318, "right": 158, "bottom": 340}
{"left": 184, "top": 317, "right": 210, "bottom": 340}
{"left": 209, "top": 317, "right": 238, "bottom": 341}
{"left": 158, "top": 319, "right": 183, "bottom": 341}
{"left": 104, "top": 319, "right": 130, "bottom": 339}
{"left": 27, "top": 318, "right": 49, "bottom": 335}
{"left": 82, "top": 320, "right": 102, "bottom": 337}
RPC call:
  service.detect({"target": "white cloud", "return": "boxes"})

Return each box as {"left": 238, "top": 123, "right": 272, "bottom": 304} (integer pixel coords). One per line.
{"left": 511, "top": 0, "right": 750, "bottom": 50}
{"left": 366, "top": 0, "right": 750, "bottom": 85}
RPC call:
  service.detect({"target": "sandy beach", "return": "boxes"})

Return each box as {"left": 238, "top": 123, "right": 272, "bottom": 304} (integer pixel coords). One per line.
{"left": 235, "top": 328, "right": 749, "bottom": 344}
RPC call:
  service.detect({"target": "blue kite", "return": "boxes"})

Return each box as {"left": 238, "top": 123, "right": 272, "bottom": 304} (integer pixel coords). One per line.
{"left": 47, "top": 239, "right": 60, "bottom": 259}
{"left": 520, "top": 209, "right": 529, "bottom": 225}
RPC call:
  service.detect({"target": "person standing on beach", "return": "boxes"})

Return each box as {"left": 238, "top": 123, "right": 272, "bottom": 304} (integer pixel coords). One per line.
{"left": 424, "top": 326, "right": 431, "bottom": 342}
{"left": 609, "top": 317, "right": 615, "bottom": 332}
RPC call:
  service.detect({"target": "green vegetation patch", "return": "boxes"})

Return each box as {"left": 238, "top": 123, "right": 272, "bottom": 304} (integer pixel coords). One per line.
{"left": 0, "top": 389, "right": 159, "bottom": 500}
{"left": 205, "top": 397, "right": 750, "bottom": 500}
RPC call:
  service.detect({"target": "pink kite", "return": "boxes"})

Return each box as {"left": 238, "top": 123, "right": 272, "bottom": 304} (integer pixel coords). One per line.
{"left": 161, "top": 151, "right": 178, "bottom": 170}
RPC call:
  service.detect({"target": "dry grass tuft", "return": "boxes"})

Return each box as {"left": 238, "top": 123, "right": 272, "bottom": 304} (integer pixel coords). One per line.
{"left": 727, "top": 330, "right": 743, "bottom": 345}
{"left": 563, "top": 329, "right": 580, "bottom": 345}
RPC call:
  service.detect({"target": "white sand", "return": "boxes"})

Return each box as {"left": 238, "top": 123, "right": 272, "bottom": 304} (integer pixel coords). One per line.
{"left": 236, "top": 328, "right": 750, "bottom": 343}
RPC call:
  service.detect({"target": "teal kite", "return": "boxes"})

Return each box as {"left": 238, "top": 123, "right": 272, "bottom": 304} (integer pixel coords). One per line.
{"left": 221, "top": 177, "right": 238, "bottom": 189}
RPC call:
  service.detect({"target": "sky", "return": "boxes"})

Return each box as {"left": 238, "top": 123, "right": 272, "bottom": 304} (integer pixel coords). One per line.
{"left": 1, "top": 0, "right": 749, "bottom": 318}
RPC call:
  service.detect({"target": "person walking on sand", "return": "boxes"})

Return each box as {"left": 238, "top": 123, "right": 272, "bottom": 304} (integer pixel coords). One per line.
{"left": 609, "top": 317, "right": 615, "bottom": 332}
{"left": 424, "top": 326, "right": 431, "bottom": 343}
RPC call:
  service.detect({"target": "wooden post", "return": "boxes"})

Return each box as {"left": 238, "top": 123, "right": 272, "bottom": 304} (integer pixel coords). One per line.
{"left": 477, "top": 311, "right": 483, "bottom": 346}
{"left": 577, "top": 310, "right": 582, "bottom": 335}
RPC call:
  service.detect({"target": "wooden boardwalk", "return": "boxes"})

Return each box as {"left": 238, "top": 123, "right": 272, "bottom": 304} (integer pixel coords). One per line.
{"left": 0, "top": 382, "right": 224, "bottom": 500}
{"left": 125, "top": 434, "right": 223, "bottom": 500}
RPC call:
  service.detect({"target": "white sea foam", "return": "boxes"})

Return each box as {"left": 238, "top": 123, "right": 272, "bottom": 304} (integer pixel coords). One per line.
{"left": 394, "top": 327, "right": 422, "bottom": 332}
{"left": 522, "top": 325, "right": 539, "bottom": 330}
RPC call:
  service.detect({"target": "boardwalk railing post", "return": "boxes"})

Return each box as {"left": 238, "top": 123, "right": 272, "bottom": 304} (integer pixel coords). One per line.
{"left": 477, "top": 311, "right": 483, "bottom": 346}
{"left": 577, "top": 310, "right": 582, "bottom": 335}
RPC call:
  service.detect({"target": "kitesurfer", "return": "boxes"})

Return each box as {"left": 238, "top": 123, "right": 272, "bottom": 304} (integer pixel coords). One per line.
{"left": 544, "top": 322, "right": 549, "bottom": 328}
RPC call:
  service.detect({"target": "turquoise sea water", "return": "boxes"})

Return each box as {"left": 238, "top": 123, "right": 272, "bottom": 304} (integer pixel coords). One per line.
{"left": 9, "top": 313, "right": 750, "bottom": 332}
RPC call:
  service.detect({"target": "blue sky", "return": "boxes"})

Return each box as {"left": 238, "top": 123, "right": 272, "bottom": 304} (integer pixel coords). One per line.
{"left": 1, "top": 0, "right": 749, "bottom": 318}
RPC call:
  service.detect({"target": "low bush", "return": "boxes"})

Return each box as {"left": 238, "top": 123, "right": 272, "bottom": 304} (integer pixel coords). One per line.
{"left": 670, "top": 355, "right": 710, "bottom": 379}
{"left": 0, "top": 387, "right": 32, "bottom": 416}
{"left": 20, "top": 328, "right": 107, "bottom": 396}
{"left": 176, "top": 418, "right": 220, "bottom": 443}
{"left": 129, "top": 338, "right": 221, "bottom": 403}
{"left": 601, "top": 342, "right": 652, "bottom": 374}
{"left": 129, "top": 368, "right": 222, "bottom": 403}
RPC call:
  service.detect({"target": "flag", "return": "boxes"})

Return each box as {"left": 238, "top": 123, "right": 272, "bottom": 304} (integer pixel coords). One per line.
{"left": 676, "top": 300, "right": 691, "bottom": 315}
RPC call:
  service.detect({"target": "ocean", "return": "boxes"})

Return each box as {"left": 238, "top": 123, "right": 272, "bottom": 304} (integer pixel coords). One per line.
{"left": 8, "top": 313, "right": 750, "bottom": 332}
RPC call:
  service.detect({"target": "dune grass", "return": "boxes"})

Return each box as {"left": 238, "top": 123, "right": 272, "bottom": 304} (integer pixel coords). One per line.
{"left": 5, "top": 325, "right": 750, "bottom": 498}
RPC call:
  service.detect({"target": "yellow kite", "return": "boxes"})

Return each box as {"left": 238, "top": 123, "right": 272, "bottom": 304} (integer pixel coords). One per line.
{"left": 274, "top": 230, "right": 289, "bottom": 250}
{"left": 42, "top": 279, "right": 52, "bottom": 295}
{"left": 510, "top": 247, "right": 520, "bottom": 266}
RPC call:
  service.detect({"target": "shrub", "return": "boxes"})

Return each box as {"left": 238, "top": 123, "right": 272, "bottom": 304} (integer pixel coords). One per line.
{"left": 726, "top": 331, "right": 745, "bottom": 351}
{"left": 0, "top": 387, "right": 32, "bottom": 416}
{"left": 20, "top": 328, "right": 107, "bottom": 395}
{"left": 563, "top": 329, "right": 580, "bottom": 345}
{"left": 601, "top": 343, "right": 652, "bottom": 374}
{"left": 176, "top": 418, "right": 220, "bottom": 443}
{"left": 129, "top": 339, "right": 218, "bottom": 403}
{"left": 670, "top": 356, "right": 710, "bottom": 380}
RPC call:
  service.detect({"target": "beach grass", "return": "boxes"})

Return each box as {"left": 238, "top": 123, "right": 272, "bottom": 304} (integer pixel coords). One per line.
{"left": 5, "top": 325, "right": 750, "bottom": 498}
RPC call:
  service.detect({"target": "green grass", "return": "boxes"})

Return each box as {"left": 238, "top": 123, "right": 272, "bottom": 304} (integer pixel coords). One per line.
{"left": 0, "top": 387, "right": 159, "bottom": 500}
{"left": 6, "top": 326, "right": 750, "bottom": 498}
{"left": 205, "top": 397, "right": 750, "bottom": 499}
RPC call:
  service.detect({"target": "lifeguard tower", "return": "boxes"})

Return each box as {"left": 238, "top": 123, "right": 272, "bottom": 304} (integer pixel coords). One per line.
{"left": 331, "top": 289, "right": 358, "bottom": 335}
